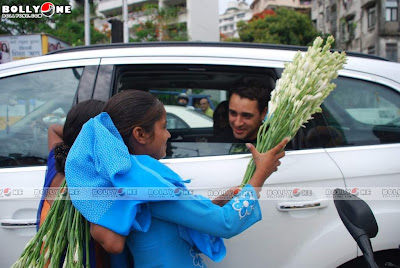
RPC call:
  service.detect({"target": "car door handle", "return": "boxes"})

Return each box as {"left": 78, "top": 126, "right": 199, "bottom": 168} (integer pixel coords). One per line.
{"left": 277, "top": 199, "right": 329, "bottom": 212}
{"left": 0, "top": 219, "right": 37, "bottom": 228}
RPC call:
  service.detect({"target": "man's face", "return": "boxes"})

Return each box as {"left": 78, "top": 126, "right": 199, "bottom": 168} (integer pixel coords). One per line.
{"left": 178, "top": 98, "right": 188, "bottom": 106}
{"left": 199, "top": 99, "right": 209, "bottom": 112}
{"left": 228, "top": 93, "right": 266, "bottom": 141}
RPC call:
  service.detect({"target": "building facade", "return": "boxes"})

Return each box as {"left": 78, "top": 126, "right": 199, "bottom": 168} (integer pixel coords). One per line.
{"left": 311, "top": 0, "right": 399, "bottom": 62}
{"left": 219, "top": 1, "right": 253, "bottom": 40}
{"left": 250, "top": 0, "right": 311, "bottom": 14}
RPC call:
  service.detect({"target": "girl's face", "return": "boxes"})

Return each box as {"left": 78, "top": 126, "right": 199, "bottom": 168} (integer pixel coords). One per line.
{"left": 144, "top": 111, "right": 171, "bottom": 159}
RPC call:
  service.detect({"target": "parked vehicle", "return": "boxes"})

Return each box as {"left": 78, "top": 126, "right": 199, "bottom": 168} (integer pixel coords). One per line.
{"left": 164, "top": 105, "right": 213, "bottom": 129}
{"left": 0, "top": 42, "right": 399, "bottom": 267}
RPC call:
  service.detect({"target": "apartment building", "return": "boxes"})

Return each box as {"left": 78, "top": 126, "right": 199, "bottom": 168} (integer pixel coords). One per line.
{"left": 250, "top": 0, "right": 311, "bottom": 14}
{"left": 94, "top": 0, "right": 219, "bottom": 42}
{"left": 311, "top": 0, "right": 399, "bottom": 62}
{"left": 219, "top": 1, "right": 253, "bottom": 39}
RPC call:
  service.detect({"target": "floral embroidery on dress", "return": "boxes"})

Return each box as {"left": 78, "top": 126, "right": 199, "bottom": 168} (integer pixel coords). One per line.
{"left": 232, "top": 190, "right": 256, "bottom": 219}
{"left": 190, "top": 247, "right": 204, "bottom": 267}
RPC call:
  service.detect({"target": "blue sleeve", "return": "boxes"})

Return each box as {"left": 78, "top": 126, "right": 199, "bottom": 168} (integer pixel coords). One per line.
{"left": 149, "top": 185, "right": 262, "bottom": 239}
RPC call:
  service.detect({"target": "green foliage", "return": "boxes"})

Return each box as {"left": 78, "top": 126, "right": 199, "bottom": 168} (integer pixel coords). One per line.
{"left": 221, "top": 36, "right": 241, "bottom": 42}
{"left": 0, "top": 0, "right": 109, "bottom": 46}
{"left": 237, "top": 8, "right": 321, "bottom": 46}
{"left": 131, "top": 5, "right": 188, "bottom": 42}
{"left": 47, "top": 4, "right": 109, "bottom": 46}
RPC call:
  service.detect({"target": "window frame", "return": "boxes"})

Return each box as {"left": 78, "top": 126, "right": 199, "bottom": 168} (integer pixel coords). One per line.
{"left": 367, "top": 6, "right": 376, "bottom": 28}
{"left": 386, "top": 0, "right": 398, "bottom": 21}
{"left": 386, "top": 43, "right": 398, "bottom": 62}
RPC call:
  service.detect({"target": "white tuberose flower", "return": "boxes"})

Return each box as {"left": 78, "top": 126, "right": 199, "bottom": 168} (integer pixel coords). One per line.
{"left": 241, "top": 35, "right": 347, "bottom": 187}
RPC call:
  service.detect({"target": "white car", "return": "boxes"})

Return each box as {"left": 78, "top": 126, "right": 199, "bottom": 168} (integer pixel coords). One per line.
{"left": 164, "top": 105, "right": 213, "bottom": 129}
{"left": 0, "top": 43, "right": 399, "bottom": 268}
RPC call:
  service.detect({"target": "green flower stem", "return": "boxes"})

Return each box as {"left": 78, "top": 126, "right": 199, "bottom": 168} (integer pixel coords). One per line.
{"left": 85, "top": 219, "right": 91, "bottom": 268}
{"left": 50, "top": 195, "right": 70, "bottom": 267}
{"left": 11, "top": 178, "right": 92, "bottom": 268}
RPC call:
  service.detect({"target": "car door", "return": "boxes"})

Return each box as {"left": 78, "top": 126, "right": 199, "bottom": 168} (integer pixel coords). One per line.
{"left": 322, "top": 72, "right": 400, "bottom": 257}
{"left": 0, "top": 59, "right": 99, "bottom": 268}
{"left": 94, "top": 55, "right": 349, "bottom": 267}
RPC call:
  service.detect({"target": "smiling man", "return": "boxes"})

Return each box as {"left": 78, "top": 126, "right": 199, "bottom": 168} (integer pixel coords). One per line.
{"left": 228, "top": 86, "right": 270, "bottom": 143}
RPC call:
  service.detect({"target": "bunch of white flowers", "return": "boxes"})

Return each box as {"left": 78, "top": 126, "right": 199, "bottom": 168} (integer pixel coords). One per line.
{"left": 241, "top": 36, "right": 347, "bottom": 187}
{"left": 11, "top": 181, "right": 91, "bottom": 268}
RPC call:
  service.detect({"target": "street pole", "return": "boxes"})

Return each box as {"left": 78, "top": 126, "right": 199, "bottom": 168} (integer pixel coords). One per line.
{"left": 123, "top": 0, "right": 129, "bottom": 43}
{"left": 158, "top": 0, "right": 165, "bottom": 41}
{"left": 84, "top": 0, "right": 90, "bottom": 45}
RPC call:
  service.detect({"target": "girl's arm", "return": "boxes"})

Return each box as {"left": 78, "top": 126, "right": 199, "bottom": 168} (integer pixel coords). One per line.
{"left": 47, "top": 124, "right": 64, "bottom": 151}
{"left": 90, "top": 223, "right": 126, "bottom": 254}
{"left": 150, "top": 138, "right": 288, "bottom": 238}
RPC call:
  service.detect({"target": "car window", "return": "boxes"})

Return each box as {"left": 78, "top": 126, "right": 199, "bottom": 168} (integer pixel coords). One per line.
{"left": 303, "top": 76, "right": 400, "bottom": 147}
{"left": 0, "top": 68, "right": 84, "bottom": 167}
{"left": 113, "top": 64, "right": 279, "bottom": 158}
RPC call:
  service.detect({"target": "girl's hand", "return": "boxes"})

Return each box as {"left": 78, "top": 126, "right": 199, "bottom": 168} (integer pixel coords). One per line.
{"left": 212, "top": 186, "right": 241, "bottom": 207}
{"left": 247, "top": 138, "right": 289, "bottom": 190}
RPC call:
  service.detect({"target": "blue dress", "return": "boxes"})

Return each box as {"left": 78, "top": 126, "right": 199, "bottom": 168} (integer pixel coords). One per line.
{"left": 36, "top": 149, "right": 56, "bottom": 230}
{"left": 65, "top": 112, "right": 262, "bottom": 267}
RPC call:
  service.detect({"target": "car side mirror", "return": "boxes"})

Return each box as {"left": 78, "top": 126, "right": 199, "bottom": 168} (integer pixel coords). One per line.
{"left": 333, "top": 188, "right": 378, "bottom": 268}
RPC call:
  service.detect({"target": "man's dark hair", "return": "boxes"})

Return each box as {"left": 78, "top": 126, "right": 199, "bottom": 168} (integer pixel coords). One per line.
{"left": 230, "top": 85, "right": 271, "bottom": 114}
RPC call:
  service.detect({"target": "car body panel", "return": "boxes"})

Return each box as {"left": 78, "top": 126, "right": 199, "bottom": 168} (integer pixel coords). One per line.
{"left": 165, "top": 149, "right": 347, "bottom": 267}
{"left": 1, "top": 43, "right": 398, "bottom": 82}
{"left": 0, "top": 58, "right": 100, "bottom": 78}
{"left": 0, "top": 167, "right": 44, "bottom": 267}
{"left": 326, "top": 144, "right": 400, "bottom": 256}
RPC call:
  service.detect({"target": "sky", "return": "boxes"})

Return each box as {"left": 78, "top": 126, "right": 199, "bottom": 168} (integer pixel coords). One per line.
{"left": 219, "top": 0, "right": 253, "bottom": 14}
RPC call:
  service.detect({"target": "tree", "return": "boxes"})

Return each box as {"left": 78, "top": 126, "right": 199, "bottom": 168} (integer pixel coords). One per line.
{"left": 237, "top": 8, "right": 321, "bottom": 46}
{"left": 47, "top": 4, "right": 109, "bottom": 46}
{"left": 0, "top": 0, "right": 109, "bottom": 46}
{"left": 130, "top": 4, "right": 188, "bottom": 42}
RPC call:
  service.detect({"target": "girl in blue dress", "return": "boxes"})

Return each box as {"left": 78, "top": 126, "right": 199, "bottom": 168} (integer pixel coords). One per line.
{"left": 65, "top": 90, "right": 288, "bottom": 268}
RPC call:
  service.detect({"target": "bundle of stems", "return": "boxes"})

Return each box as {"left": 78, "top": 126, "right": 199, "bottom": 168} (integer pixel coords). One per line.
{"left": 11, "top": 181, "right": 91, "bottom": 268}
{"left": 241, "top": 36, "right": 347, "bottom": 187}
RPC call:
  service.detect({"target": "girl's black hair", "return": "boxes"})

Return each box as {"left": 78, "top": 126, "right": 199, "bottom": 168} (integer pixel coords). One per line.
{"left": 54, "top": 100, "right": 105, "bottom": 173}
{"left": 103, "top": 90, "right": 164, "bottom": 153}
